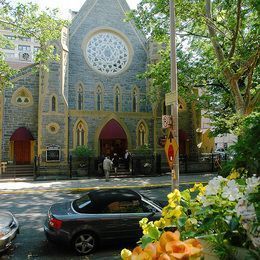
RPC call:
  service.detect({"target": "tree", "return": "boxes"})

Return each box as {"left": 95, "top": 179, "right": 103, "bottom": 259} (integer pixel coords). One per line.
{"left": 221, "top": 112, "right": 260, "bottom": 176}
{"left": 0, "top": 0, "right": 67, "bottom": 89}
{"left": 128, "top": 0, "right": 259, "bottom": 116}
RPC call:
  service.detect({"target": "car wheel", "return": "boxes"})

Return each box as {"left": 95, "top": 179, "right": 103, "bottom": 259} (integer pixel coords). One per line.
{"left": 72, "top": 231, "right": 98, "bottom": 255}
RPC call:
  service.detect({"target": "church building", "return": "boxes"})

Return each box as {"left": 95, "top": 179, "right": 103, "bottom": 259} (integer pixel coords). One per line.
{"left": 0, "top": 0, "right": 200, "bottom": 169}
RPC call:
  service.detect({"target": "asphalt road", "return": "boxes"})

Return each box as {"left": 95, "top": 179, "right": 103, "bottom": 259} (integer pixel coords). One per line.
{"left": 0, "top": 185, "right": 193, "bottom": 260}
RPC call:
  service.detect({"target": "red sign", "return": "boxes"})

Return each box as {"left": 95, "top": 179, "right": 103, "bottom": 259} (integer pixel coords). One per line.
{"left": 164, "top": 129, "right": 179, "bottom": 168}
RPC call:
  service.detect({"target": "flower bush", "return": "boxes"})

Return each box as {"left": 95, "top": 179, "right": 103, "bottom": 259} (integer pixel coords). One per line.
{"left": 121, "top": 230, "right": 203, "bottom": 260}
{"left": 121, "top": 171, "right": 260, "bottom": 259}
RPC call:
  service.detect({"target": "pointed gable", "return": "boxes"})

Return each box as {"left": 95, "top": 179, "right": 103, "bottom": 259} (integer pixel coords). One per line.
{"left": 69, "top": 0, "right": 147, "bottom": 51}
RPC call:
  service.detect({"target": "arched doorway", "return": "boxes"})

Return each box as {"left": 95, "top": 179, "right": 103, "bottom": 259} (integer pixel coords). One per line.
{"left": 10, "top": 127, "right": 34, "bottom": 165}
{"left": 99, "top": 119, "right": 127, "bottom": 157}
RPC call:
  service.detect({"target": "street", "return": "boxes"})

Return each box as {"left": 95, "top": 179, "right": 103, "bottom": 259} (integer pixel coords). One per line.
{"left": 0, "top": 186, "right": 180, "bottom": 260}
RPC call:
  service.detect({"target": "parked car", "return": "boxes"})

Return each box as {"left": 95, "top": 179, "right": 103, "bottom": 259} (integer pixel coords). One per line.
{"left": 0, "top": 211, "right": 19, "bottom": 254}
{"left": 44, "top": 189, "right": 162, "bottom": 255}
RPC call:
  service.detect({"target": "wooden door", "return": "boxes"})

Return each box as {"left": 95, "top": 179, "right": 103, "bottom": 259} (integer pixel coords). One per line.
{"left": 100, "top": 139, "right": 127, "bottom": 158}
{"left": 14, "top": 141, "right": 31, "bottom": 164}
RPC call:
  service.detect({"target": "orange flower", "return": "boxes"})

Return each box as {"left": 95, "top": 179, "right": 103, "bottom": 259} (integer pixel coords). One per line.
{"left": 144, "top": 242, "right": 164, "bottom": 259}
{"left": 165, "top": 240, "right": 190, "bottom": 259}
{"left": 183, "top": 239, "right": 203, "bottom": 258}
{"left": 158, "top": 253, "right": 172, "bottom": 260}
{"left": 121, "top": 231, "right": 203, "bottom": 260}
{"left": 159, "top": 230, "right": 180, "bottom": 251}
{"left": 131, "top": 246, "right": 153, "bottom": 260}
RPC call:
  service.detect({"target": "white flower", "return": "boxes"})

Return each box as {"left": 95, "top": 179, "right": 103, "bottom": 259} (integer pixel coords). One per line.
{"left": 236, "top": 198, "right": 256, "bottom": 221}
{"left": 205, "top": 176, "right": 226, "bottom": 196}
{"left": 245, "top": 175, "right": 260, "bottom": 194}
{"left": 225, "top": 215, "right": 232, "bottom": 224}
{"left": 222, "top": 180, "right": 242, "bottom": 201}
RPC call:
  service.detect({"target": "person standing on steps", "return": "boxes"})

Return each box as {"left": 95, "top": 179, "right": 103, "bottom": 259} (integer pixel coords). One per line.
{"left": 124, "top": 150, "right": 132, "bottom": 172}
{"left": 103, "top": 156, "right": 113, "bottom": 181}
{"left": 112, "top": 153, "right": 119, "bottom": 175}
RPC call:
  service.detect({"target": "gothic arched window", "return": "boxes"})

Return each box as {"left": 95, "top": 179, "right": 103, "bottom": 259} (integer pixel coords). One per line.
{"left": 96, "top": 86, "right": 103, "bottom": 111}
{"left": 114, "top": 86, "right": 120, "bottom": 112}
{"left": 77, "top": 85, "right": 83, "bottom": 110}
{"left": 137, "top": 122, "right": 146, "bottom": 146}
{"left": 51, "top": 96, "right": 57, "bottom": 112}
{"left": 132, "top": 87, "right": 138, "bottom": 112}
{"left": 76, "top": 122, "right": 85, "bottom": 146}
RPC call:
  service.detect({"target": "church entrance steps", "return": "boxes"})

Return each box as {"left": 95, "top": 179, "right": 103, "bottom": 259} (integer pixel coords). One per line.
{"left": 1, "top": 164, "right": 34, "bottom": 178}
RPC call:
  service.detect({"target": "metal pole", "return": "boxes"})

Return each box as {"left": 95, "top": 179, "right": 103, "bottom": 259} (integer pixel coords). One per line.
{"left": 170, "top": 0, "right": 179, "bottom": 190}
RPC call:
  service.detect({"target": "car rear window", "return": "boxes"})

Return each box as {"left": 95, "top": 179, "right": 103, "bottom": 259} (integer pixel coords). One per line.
{"left": 72, "top": 194, "right": 98, "bottom": 213}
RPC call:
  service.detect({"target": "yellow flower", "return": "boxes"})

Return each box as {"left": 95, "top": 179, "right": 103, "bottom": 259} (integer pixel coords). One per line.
{"left": 154, "top": 218, "right": 166, "bottom": 229}
{"left": 227, "top": 169, "right": 240, "bottom": 180}
{"left": 198, "top": 186, "right": 206, "bottom": 196}
{"left": 121, "top": 248, "right": 132, "bottom": 260}
{"left": 139, "top": 218, "right": 148, "bottom": 228}
{"left": 169, "top": 201, "right": 177, "bottom": 208}
{"left": 171, "top": 205, "right": 183, "bottom": 219}
{"left": 190, "top": 183, "right": 203, "bottom": 192}
{"left": 190, "top": 183, "right": 206, "bottom": 196}
{"left": 163, "top": 217, "right": 173, "bottom": 227}
{"left": 167, "top": 189, "right": 181, "bottom": 203}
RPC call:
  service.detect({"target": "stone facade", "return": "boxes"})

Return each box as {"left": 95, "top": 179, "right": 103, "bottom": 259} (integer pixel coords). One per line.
{"left": 0, "top": 0, "right": 200, "bottom": 167}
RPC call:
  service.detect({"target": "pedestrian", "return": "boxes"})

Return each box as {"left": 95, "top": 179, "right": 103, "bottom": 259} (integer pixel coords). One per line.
{"left": 98, "top": 154, "right": 105, "bottom": 176}
{"left": 124, "top": 150, "right": 132, "bottom": 172}
{"left": 112, "top": 153, "right": 119, "bottom": 175}
{"left": 103, "top": 156, "right": 113, "bottom": 181}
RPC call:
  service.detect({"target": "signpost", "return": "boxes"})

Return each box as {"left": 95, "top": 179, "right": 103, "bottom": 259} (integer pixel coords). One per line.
{"left": 165, "top": 92, "right": 176, "bottom": 106}
{"left": 169, "top": 0, "right": 179, "bottom": 190}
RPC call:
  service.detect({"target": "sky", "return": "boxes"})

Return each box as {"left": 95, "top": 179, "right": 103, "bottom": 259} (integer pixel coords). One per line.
{"left": 12, "top": 0, "right": 141, "bottom": 19}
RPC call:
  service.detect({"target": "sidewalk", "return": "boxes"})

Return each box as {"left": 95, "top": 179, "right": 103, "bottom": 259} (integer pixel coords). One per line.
{"left": 0, "top": 172, "right": 216, "bottom": 193}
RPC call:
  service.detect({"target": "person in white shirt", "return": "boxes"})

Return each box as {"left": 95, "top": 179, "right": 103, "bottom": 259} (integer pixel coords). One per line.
{"left": 103, "top": 156, "right": 113, "bottom": 181}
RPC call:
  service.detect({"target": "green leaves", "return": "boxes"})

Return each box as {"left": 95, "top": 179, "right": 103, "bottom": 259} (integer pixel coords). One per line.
{"left": 139, "top": 226, "right": 160, "bottom": 248}
{"left": 0, "top": 1, "right": 68, "bottom": 89}
{"left": 147, "top": 225, "right": 161, "bottom": 240}
{"left": 129, "top": 0, "right": 259, "bottom": 121}
{"left": 139, "top": 235, "right": 154, "bottom": 248}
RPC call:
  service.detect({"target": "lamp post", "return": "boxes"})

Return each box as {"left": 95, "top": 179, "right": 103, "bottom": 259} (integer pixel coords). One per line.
{"left": 170, "top": 0, "right": 179, "bottom": 190}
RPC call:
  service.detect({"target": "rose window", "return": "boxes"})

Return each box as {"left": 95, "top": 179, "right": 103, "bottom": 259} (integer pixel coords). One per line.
{"left": 86, "top": 32, "right": 129, "bottom": 75}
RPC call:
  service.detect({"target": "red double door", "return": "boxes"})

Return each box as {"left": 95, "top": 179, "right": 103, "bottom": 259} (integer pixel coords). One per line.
{"left": 14, "top": 141, "right": 31, "bottom": 165}
{"left": 10, "top": 127, "right": 34, "bottom": 165}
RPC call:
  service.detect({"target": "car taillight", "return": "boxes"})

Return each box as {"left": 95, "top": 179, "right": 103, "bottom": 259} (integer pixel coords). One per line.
{"left": 49, "top": 217, "right": 62, "bottom": 230}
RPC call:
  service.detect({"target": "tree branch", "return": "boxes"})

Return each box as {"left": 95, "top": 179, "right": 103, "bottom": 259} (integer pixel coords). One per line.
{"left": 176, "top": 31, "right": 209, "bottom": 38}
{"left": 228, "top": 0, "right": 242, "bottom": 58}
{"left": 233, "top": 49, "right": 260, "bottom": 80}
{"left": 0, "top": 18, "right": 39, "bottom": 40}
{"left": 205, "top": 0, "right": 226, "bottom": 64}
{"left": 194, "top": 83, "right": 230, "bottom": 92}
{"left": 251, "top": 89, "right": 260, "bottom": 109}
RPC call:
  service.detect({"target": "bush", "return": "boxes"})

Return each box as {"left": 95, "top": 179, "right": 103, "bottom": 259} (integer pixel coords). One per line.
{"left": 72, "top": 146, "right": 93, "bottom": 161}
{"left": 134, "top": 144, "right": 153, "bottom": 156}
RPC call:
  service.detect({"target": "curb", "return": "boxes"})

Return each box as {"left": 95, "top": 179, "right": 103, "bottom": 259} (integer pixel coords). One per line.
{"left": 0, "top": 181, "right": 208, "bottom": 195}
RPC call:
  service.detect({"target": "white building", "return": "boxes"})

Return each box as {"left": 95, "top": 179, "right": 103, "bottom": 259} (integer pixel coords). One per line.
{"left": 0, "top": 28, "right": 40, "bottom": 69}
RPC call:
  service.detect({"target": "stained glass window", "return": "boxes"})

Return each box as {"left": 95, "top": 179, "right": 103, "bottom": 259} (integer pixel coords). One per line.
{"left": 86, "top": 32, "right": 129, "bottom": 75}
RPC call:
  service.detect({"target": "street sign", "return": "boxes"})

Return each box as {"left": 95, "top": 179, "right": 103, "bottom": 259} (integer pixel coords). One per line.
{"left": 162, "top": 115, "right": 172, "bottom": 128}
{"left": 165, "top": 92, "right": 176, "bottom": 106}
{"left": 164, "top": 128, "right": 179, "bottom": 168}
